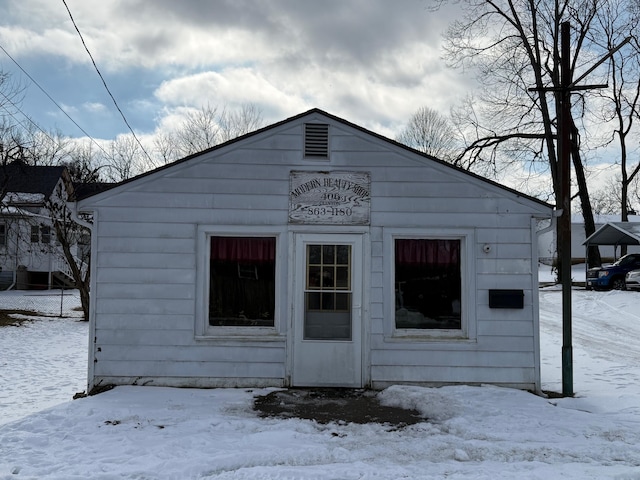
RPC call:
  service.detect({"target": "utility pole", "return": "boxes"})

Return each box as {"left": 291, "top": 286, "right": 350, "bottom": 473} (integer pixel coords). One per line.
{"left": 534, "top": 22, "right": 630, "bottom": 397}
{"left": 558, "top": 21, "right": 573, "bottom": 397}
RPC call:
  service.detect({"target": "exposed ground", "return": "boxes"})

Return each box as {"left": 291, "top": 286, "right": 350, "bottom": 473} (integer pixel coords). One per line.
{"left": 253, "top": 388, "right": 425, "bottom": 427}
{"left": 0, "top": 310, "right": 40, "bottom": 326}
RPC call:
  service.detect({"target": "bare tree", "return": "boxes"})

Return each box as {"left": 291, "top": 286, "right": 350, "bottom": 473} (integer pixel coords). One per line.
{"left": 396, "top": 106, "right": 461, "bottom": 161}
{"left": 153, "top": 130, "right": 178, "bottom": 166}
{"left": 105, "top": 134, "right": 146, "bottom": 182}
{"left": 155, "top": 103, "right": 264, "bottom": 161}
{"left": 0, "top": 71, "right": 25, "bottom": 124}
{"left": 218, "top": 103, "right": 264, "bottom": 143}
{"left": 591, "top": 175, "right": 623, "bottom": 215}
{"left": 1, "top": 127, "right": 26, "bottom": 203}
{"left": 63, "top": 141, "right": 104, "bottom": 184}
{"left": 589, "top": 0, "right": 640, "bottom": 224}
{"left": 45, "top": 181, "right": 91, "bottom": 320}
{"left": 0, "top": 70, "right": 93, "bottom": 312}
{"left": 22, "top": 127, "right": 71, "bottom": 167}
{"left": 437, "top": 0, "right": 625, "bottom": 273}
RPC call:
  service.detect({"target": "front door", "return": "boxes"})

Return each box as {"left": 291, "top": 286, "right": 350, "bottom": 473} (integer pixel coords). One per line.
{"left": 292, "top": 233, "right": 363, "bottom": 387}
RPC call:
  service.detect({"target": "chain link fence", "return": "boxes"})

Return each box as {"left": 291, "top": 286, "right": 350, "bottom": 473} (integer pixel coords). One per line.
{"left": 0, "top": 287, "right": 83, "bottom": 318}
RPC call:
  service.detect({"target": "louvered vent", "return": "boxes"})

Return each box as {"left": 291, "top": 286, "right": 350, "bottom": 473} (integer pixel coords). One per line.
{"left": 304, "top": 123, "right": 329, "bottom": 158}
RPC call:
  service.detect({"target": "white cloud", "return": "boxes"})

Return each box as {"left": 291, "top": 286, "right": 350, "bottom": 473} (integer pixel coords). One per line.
{"left": 82, "top": 101, "right": 106, "bottom": 113}
{"left": 154, "top": 69, "right": 303, "bottom": 113}
{"left": 59, "top": 102, "right": 79, "bottom": 115}
{"left": 0, "top": 0, "right": 471, "bottom": 140}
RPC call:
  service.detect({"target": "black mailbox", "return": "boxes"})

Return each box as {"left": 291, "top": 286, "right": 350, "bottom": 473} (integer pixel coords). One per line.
{"left": 489, "top": 289, "right": 524, "bottom": 309}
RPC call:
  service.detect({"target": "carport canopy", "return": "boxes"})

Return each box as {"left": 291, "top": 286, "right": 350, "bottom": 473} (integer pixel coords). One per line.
{"left": 584, "top": 222, "right": 640, "bottom": 266}
{"left": 584, "top": 222, "right": 640, "bottom": 247}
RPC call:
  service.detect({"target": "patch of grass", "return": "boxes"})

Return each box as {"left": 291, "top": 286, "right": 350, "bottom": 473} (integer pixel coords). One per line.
{"left": 0, "top": 310, "right": 41, "bottom": 326}
{"left": 542, "top": 389, "right": 572, "bottom": 399}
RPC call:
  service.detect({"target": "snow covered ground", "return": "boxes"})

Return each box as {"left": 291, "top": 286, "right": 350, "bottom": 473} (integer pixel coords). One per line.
{"left": 0, "top": 290, "right": 87, "bottom": 424}
{"left": 1, "top": 268, "right": 640, "bottom": 479}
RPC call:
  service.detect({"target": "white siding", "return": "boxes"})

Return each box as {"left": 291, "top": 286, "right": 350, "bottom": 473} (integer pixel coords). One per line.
{"left": 79, "top": 112, "right": 552, "bottom": 391}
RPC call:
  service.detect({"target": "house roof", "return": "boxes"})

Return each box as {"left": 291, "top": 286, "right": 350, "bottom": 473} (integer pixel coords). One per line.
{"left": 583, "top": 222, "right": 640, "bottom": 246}
{"left": 76, "top": 108, "right": 554, "bottom": 211}
{"left": 72, "top": 182, "right": 115, "bottom": 201}
{"left": 1, "top": 161, "right": 67, "bottom": 200}
{"left": 570, "top": 214, "right": 640, "bottom": 224}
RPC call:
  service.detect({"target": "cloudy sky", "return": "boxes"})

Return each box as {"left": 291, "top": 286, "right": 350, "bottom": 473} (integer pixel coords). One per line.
{"left": 0, "top": 0, "right": 471, "bottom": 142}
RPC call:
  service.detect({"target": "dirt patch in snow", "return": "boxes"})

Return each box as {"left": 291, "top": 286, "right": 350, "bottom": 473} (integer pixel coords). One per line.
{"left": 254, "top": 388, "right": 425, "bottom": 427}
{"left": 0, "top": 310, "right": 41, "bottom": 326}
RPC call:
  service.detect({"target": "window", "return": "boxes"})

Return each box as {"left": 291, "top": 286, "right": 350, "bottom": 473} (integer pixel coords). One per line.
{"left": 30, "top": 225, "right": 52, "bottom": 244}
{"left": 41, "top": 226, "right": 51, "bottom": 244}
{"left": 30, "top": 225, "right": 40, "bottom": 243}
{"left": 208, "top": 236, "right": 276, "bottom": 327}
{"left": 394, "top": 238, "right": 461, "bottom": 330}
{"left": 0, "top": 223, "right": 6, "bottom": 247}
{"left": 304, "top": 244, "right": 352, "bottom": 340}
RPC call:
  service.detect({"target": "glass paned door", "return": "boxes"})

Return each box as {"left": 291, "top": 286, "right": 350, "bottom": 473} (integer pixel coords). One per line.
{"left": 304, "top": 244, "right": 352, "bottom": 340}
{"left": 292, "top": 233, "right": 363, "bottom": 388}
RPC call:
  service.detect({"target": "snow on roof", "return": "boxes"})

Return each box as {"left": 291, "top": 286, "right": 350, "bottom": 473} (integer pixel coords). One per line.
{"left": 3, "top": 192, "right": 46, "bottom": 204}
{"left": 584, "top": 222, "right": 640, "bottom": 245}
{"left": 0, "top": 205, "right": 40, "bottom": 217}
{"left": 571, "top": 214, "right": 640, "bottom": 224}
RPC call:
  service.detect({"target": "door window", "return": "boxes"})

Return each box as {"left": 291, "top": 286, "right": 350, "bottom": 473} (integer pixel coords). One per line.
{"left": 304, "top": 244, "right": 352, "bottom": 340}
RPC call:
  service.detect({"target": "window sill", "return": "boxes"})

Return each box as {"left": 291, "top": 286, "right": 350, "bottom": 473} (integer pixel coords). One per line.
{"left": 387, "top": 331, "right": 473, "bottom": 342}
{"left": 195, "top": 329, "right": 286, "bottom": 343}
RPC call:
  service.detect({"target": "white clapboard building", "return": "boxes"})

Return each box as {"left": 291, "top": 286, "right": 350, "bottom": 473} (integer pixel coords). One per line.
{"left": 76, "top": 109, "right": 554, "bottom": 392}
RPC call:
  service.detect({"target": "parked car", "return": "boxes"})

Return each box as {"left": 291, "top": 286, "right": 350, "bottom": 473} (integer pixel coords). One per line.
{"left": 586, "top": 253, "right": 640, "bottom": 290}
{"left": 626, "top": 269, "right": 640, "bottom": 291}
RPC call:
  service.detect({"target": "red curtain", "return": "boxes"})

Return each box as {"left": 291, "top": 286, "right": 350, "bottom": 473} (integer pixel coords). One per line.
{"left": 395, "top": 239, "right": 460, "bottom": 266}
{"left": 210, "top": 237, "right": 275, "bottom": 263}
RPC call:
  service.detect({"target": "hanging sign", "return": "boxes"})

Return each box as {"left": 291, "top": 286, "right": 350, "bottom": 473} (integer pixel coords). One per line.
{"left": 289, "top": 171, "right": 371, "bottom": 225}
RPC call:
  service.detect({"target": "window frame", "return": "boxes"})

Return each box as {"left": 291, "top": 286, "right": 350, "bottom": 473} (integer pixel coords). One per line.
{"left": 41, "top": 226, "right": 52, "bottom": 244}
{"left": 196, "top": 226, "right": 284, "bottom": 339}
{"left": 0, "top": 222, "right": 6, "bottom": 248}
{"left": 30, "top": 225, "right": 40, "bottom": 243}
{"left": 385, "top": 228, "right": 475, "bottom": 340}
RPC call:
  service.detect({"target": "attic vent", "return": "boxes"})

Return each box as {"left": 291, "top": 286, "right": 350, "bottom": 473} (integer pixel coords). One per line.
{"left": 304, "top": 123, "right": 329, "bottom": 158}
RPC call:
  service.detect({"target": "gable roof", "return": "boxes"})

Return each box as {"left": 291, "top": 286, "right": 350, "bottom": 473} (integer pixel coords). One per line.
{"left": 584, "top": 222, "right": 640, "bottom": 246}
{"left": 1, "top": 161, "right": 68, "bottom": 199}
{"left": 76, "top": 108, "right": 553, "bottom": 211}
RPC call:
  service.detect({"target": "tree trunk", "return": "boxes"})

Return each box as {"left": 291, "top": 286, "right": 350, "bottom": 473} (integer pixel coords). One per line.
{"left": 571, "top": 126, "right": 601, "bottom": 268}
{"left": 52, "top": 217, "right": 91, "bottom": 321}
{"left": 78, "top": 274, "right": 90, "bottom": 322}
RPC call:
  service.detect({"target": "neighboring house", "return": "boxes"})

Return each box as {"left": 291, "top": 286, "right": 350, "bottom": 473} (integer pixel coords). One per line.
{"left": 0, "top": 161, "right": 79, "bottom": 289}
{"left": 76, "top": 109, "right": 554, "bottom": 392}
{"left": 538, "top": 214, "right": 640, "bottom": 265}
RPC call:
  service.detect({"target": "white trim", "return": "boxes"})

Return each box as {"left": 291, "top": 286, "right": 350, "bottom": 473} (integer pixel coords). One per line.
{"left": 531, "top": 216, "right": 543, "bottom": 393}
{"left": 195, "top": 225, "right": 287, "bottom": 340}
{"left": 86, "top": 210, "right": 98, "bottom": 392}
{"left": 383, "top": 227, "right": 476, "bottom": 341}
{"left": 287, "top": 224, "right": 370, "bottom": 234}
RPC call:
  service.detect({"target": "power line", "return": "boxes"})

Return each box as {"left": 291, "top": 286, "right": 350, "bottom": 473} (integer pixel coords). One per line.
{"left": 0, "top": 89, "right": 48, "bottom": 134}
{"left": 61, "top": 0, "right": 154, "bottom": 164}
{"left": 0, "top": 43, "right": 109, "bottom": 157}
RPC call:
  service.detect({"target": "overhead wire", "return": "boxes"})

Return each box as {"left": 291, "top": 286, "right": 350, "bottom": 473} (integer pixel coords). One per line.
{"left": 0, "top": 89, "right": 48, "bottom": 134}
{"left": 60, "top": 0, "right": 154, "bottom": 164}
{"left": 0, "top": 43, "right": 110, "bottom": 157}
